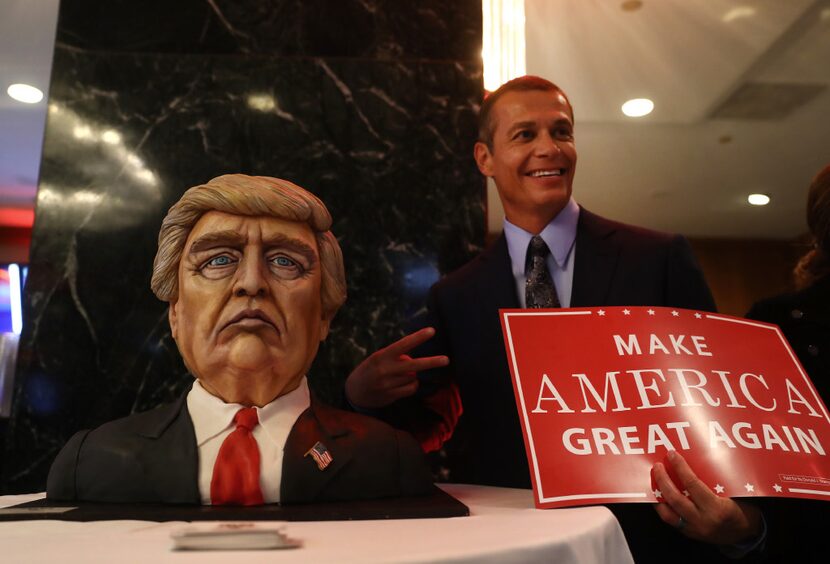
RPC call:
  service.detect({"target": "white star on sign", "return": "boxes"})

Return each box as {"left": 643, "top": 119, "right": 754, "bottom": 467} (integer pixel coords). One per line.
{"left": 671, "top": 310, "right": 679, "bottom": 317}
{"left": 694, "top": 313, "right": 702, "bottom": 319}
{"left": 714, "top": 484, "right": 725, "bottom": 494}
{"left": 647, "top": 309, "right": 656, "bottom": 316}
{"left": 652, "top": 489, "right": 662, "bottom": 499}
{"left": 773, "top": 484, "right": 783, "bottom": 493}
{"left": 744, "top": 483, "right": 755, "bottom": 493}
{"left": 597, "top": 309, "right": 606, "bottom": 316}
{"left": 623, "top": 309, "right": 631, "bottom": 315}
{"left": 683, "top": 490, "right": 690, "bottom": 497}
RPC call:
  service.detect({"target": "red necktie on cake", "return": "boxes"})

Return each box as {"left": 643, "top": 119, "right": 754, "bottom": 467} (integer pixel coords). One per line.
{"left": 210, "top": 407, "right": 265, "bottom": 505}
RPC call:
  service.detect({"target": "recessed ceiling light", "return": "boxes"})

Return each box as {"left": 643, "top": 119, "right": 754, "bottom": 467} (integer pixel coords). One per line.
{"left": 747, "top": 193, "right": 770, "bottom": 206}
{"left": 7, "top": 83, "right": 44, "bottom": 104}
{"left": 621, "top": 98, "right": 654, "bottom": 117}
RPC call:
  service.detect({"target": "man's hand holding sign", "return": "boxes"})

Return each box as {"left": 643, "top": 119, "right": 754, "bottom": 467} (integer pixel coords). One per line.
{"left": 652, "top": 450, "right": 763, "bottom": 546}
{"left": 501, "top": 306, "right": 830, "bottom": 546}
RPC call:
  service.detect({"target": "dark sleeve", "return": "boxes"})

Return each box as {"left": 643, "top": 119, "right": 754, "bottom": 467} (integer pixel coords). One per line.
{"left": 666, "top": 235, "right": 717, "bottom": 312}
{"left": 46, "top": 430, "right": 91, "bottom": 501}
{"left": 410, "top": 284, "right": 453, "bottom": 392}
{"left": 745, "top": 303, "right": 762, "bottom": 320}
{"left": 378, "top": 284, "right": 462, "bottom": 452}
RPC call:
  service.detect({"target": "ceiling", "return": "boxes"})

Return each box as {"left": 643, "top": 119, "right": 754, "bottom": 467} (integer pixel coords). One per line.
{"left": 1, "top": 0, "right": 829, "bottom": 240}
{"left": 0, "top": 0, "right": 58, "bottom": 213}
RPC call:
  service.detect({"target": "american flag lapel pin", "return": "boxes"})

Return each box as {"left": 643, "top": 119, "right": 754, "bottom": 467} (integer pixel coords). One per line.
{"left": 305, "top": 441, "right": 333, "bottom": 470}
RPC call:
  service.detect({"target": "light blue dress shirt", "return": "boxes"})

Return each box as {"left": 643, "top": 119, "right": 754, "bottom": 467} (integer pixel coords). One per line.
{"left": 503, "top": 197, "right": 580, "bottom": 308}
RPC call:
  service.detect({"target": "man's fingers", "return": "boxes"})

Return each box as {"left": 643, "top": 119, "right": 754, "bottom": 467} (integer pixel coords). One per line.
{"left": 379, "top": 369, "right": 419, "bottom": 389}
{"left": 664, "top": 450, "right": 718, "bottom": 510}
{"left": 398, "top": 354, "right": 449, "bottom": 373}
{"left": 346, "top": 329, "right": 447, "bottom": 408}
{"left": 653, "top": 462, "right": 696, "bottom": 517}
{"left": 381, "top": 327, "right": 440, "bottom": 356}
{"left": 371, "top": 353, "right": 449, "bottom": 382}
{"left": 379, "top": 354, "right": 449, "bottom": 387}
{"left": 652, "top": 498, "right": 682, "bottom": 528}
{"left": 385, "top": 379, "right": 419, "bottom": 401}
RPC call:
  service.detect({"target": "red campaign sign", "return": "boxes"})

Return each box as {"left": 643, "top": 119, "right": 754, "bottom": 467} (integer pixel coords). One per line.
{"left": 500, "top": 306, "right": 830, "bottom": 509}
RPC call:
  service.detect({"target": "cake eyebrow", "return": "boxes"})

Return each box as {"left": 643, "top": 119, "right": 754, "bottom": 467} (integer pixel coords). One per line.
{"left": 187, "top": 231, "right": 318, "bottom": 266}
{"left": 187, "top": 231, "right": 245, "bottom": 254}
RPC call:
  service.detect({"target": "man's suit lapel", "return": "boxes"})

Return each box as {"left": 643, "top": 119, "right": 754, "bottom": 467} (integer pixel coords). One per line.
{"left": 280, "top": 399, "right": 353, "bottom": 503}
{"left": 475, "top": 234, "right": 521, "bottom": 309}
{"left": 570, "top": 207, "right": 621, "bottom": 307}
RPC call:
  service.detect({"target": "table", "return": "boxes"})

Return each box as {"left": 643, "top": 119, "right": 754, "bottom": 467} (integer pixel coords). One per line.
{"left": 0, "top": 484, "right": 634, "bottom": 564}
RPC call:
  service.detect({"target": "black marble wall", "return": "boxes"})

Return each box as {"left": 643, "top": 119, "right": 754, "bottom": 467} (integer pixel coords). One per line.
{"left": 2, "top": 0, "right": 483, "bottom": 493}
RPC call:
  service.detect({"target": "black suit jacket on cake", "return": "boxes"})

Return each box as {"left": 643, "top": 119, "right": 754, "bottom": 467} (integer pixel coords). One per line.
{"left": 46, "top": 390, "right": 432, "bottom": 504}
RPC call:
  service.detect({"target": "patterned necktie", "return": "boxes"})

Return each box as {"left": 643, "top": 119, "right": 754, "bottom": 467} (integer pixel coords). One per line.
{"left": 210, "top": 407, "right": 265, "bottom": 505}
{"left": 525, "top": 235, "right": 561, "bottom": 308}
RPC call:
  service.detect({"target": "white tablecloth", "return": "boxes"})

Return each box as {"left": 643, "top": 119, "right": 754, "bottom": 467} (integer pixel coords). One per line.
{"left": 0, "top": 484, "right": 634, "bottom": 564}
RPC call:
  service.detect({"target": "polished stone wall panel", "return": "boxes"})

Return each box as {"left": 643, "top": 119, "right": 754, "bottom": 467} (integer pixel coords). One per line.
{"left": 2, "top": 0, "right": 483, "bottom": 492}
{"left": 57, "top": 0, "right": 481, "bottom": 61}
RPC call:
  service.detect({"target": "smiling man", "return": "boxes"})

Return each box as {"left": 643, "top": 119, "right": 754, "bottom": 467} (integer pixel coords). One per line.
{"left": 344, "top": 77, "right": 767, "bottom": 561}
{"left": 474, "top": 84, "right": 576, "bottom": 236}
{"left": 47, "top": 174, "right": 432, "bottom": 505}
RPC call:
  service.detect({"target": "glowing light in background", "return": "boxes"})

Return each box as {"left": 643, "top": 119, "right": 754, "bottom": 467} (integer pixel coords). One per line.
{"left": 722, "top": 6, "right": 756, "bottom": 23}
{"left": 101, "top": 130, "right": 121, "bottom": 144}
{"left": 72, "top": 191, "right": 103, "bottom": 205}
{"left": 0, "top": 208, "right": 34, "bottom": 228}
{"left": 48, "top": 103, "right": 160, "bottom": 189}
{"left": 621, "top": 98, "right": 654, "bottom": 117}
{"left": 747, "top": 194, "right": 770, "bottom": 206}
{"left": 247, "top": 94, "right": 276, "bottom": 112}
{"left": 7, "top": 83, "right": 44, "bottom": 104}
{"left": 73, "top": 125, "right": 93, "bottom": 140}
{"left": 482, "top": 0, "right": 526, "bottom": 91}
{"left": 9, "top": 264, "right": 22, "bottom": 335}
{"left": 135, "top": 169, "right": 157, "bottom": 184}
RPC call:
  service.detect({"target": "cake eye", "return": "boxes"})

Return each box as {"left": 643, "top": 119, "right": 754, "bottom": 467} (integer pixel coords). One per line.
{"left": 274, "top": 256, "right": 295, "bottom": 267}
{"left": 207, "top": 255, "right": 232, "bottom": 267}
{"left": 269, "top": 254, "right": 307, "bottom": 279}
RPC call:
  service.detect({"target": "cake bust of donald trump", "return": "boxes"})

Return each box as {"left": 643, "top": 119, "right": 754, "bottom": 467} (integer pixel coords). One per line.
{"left": 47, "top": 174, "right": 432, "bottom": 505}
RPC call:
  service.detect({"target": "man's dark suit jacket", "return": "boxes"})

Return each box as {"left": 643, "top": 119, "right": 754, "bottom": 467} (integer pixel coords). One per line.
{"left": 390, "top": 207, "right": 729, "bottom": 563}
{"left": 47, "top": 389, "right": 432, "bottom": 504}
{"left": 404, "top": 207, "right": 717, "bottom": 487}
